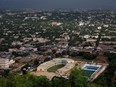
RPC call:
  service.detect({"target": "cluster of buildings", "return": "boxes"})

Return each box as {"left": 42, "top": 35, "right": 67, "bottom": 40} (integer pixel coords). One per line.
{"left": 0, "top": 9, "right": 115, "bottom": 81}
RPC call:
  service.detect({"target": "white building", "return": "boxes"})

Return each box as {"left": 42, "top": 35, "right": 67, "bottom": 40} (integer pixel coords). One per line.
{"left": 37, "top": 58, "right": 75, "bottom": 75}
{"left": 0, "top": 58, "right": 15, "bottom": 69}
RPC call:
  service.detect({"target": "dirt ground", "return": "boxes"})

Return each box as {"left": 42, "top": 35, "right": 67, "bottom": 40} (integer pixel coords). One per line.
{"left": 31, "top": 71, "right": 58, "bottom": 80}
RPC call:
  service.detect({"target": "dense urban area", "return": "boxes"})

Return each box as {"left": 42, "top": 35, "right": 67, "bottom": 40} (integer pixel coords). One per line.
{"left": 0, "top": 9, "right": 116, "bottom": 87}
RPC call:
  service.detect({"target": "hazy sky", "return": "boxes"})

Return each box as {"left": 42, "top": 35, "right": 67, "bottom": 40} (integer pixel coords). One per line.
{"left": 0, "top": 0, "right": 116, "bottom": 9}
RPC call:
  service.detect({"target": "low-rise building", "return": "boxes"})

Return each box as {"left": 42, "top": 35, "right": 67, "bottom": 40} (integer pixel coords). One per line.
{"left": 0, "top": 58, "right": 15, "bottom": 69}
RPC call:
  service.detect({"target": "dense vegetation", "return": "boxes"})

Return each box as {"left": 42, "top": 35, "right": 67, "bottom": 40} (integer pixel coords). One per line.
{"left": 94, "top": 52, "right": 116, "bottom": 87}
{"left": 0, "top": 67, "right": 103, "bottom": 87}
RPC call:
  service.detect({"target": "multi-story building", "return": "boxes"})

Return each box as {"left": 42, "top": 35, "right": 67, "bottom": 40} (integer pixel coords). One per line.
{"left": 0, "top": 58, "right": 15, "bottom": 69}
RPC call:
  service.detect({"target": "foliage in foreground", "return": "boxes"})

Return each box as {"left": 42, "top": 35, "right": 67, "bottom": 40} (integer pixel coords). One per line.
{"left": 0, "top": 68, "right": 108, "bottom": 87}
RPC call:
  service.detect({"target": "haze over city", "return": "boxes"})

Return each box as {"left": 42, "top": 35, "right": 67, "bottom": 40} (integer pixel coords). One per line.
{"left": 0, "top": 0, "right": 116, "bottom": 87}
{"left": 0, "top": 0, "right": 116, "bottom": 10}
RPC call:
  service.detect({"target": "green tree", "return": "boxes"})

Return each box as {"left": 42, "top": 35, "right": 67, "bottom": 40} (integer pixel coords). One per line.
{"left": 0, "top": 78, "right": 7, "bottom": 87}
{"left": 35, "top": 75, "right": 51, "bottom": 87}
{"left": 87, "top": 83, "right": 102, "bottom": 87}
{"left": 51, "top": 76, "right": 70, "bottom": 87}
{"left": 69, "top": 67, "right": 87, "bottom": 87}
